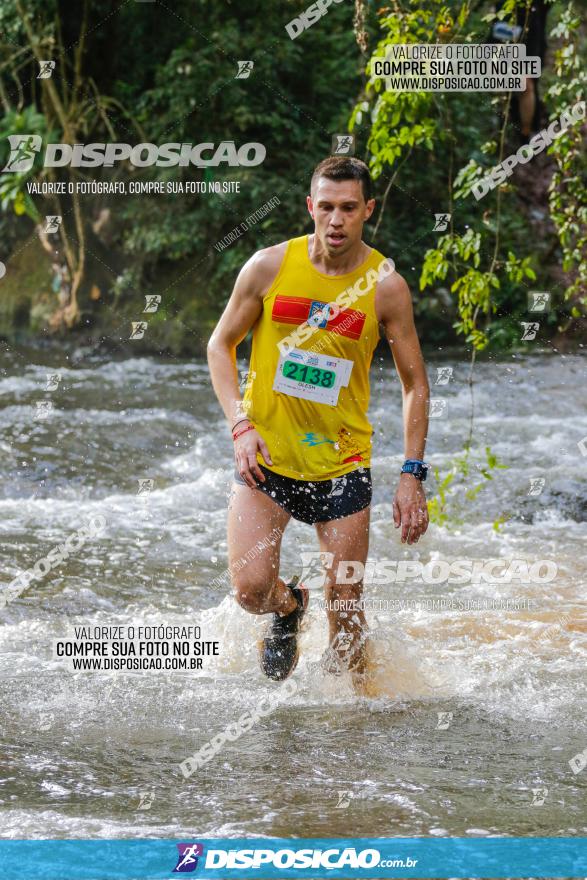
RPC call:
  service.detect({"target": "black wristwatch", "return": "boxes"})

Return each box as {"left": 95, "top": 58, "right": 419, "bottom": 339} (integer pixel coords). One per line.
{"left": 401, "top": 459, "right": 429, "bottom": 481}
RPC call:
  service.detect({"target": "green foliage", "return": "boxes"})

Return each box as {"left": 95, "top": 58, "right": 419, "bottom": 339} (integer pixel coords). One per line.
{"left": 0, "top": 0, "right": 362, "bottom": 331}
{"left": 0, "top": 107, "right": 56, "bottom": 221}
{"left": 109, "top": 0, "right": 362, "bottom": 313}
{"left": 544, "top": 3, "right": 587, "bottom": 306}
{"left": 355, "top": 4, "right": 441, "bottom": 179}
{"left": 426, "top": 467, "right": 454, "bottom": 527}
{"left": 420, "top": 229, "right": 501, "bottom": 348}
{"left": 354, "top": 0, "right": 581, "bottom": 352}
{"left": 0, "top": 0, "right": 582, "bottom": 351}
{"left": 428, "top": 446, "right": 509, "bottom": 529}
{"left": 352, "top": 0, "right": 582, "bottom": 524}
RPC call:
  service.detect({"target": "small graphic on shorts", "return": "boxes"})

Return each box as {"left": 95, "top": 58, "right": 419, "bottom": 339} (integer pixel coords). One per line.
{"left": 329, "top": 475, "right": 348, "bottom": 497}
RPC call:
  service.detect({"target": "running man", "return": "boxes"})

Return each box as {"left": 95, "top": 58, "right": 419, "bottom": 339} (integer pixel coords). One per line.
{"left": 207, "top": 156, "right": 430, "bottom": 686}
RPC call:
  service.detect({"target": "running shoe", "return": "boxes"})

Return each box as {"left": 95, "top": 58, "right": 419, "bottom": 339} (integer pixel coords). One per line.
{"left": 259, "top": 576, "right": 308, "bottom": 681}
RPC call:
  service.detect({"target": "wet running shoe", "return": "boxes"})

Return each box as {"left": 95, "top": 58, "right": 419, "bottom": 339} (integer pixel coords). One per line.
{"left": 259, "top": 576, "right": 308, "bottom": 681}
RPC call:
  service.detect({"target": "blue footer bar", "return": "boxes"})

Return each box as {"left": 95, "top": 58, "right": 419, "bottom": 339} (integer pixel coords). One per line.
{"left": 0, "top": 837, "right": 586, "bottom": 879}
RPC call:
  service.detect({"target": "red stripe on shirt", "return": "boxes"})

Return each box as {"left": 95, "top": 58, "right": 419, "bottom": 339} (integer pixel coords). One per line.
{"left": 272, "top": 295, "right": 365, "bottom": 340}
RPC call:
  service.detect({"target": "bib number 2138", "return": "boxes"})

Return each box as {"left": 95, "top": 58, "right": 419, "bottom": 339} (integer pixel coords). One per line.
{"left": 273, "top": 348, "right": 353, "bottom": 406}
{"left": 282, "top": 360, "right": 335, "bottom": 388}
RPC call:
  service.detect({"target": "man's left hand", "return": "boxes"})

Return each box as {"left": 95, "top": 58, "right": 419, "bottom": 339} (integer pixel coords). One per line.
{"left": 393, "top": 473, "right": 429, "bottom": 544}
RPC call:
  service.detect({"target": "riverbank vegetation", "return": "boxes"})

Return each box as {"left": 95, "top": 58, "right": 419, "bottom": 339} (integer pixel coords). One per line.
{"left": 0, "top": 0, "right": 585, "bottom": 354}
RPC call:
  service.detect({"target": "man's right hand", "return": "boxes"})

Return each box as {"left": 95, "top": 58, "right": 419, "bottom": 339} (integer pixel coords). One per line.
{"left": 234, "top": 422, "right": 273, "bottom": 488}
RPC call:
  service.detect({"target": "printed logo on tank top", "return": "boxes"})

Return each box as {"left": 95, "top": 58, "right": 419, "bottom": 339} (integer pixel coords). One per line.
{"left": 299, "top": 428, "right": 365, "bottom": 464}
{"left": 271, "top": 294, "right": 365, "bottom": 341}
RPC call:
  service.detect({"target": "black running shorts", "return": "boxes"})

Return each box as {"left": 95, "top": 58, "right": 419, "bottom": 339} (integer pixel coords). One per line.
{"left": 233, "top": 465, "right": 372, "bottom": 525}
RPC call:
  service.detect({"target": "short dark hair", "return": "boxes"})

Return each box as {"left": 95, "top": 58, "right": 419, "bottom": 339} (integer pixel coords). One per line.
{"left": 311, "top": 156, "right": 373, "bottom": 203}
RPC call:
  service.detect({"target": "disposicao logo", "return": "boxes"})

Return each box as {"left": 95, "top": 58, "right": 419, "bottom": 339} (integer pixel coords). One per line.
{"left": 2, "top": 135, "right": 266, "bottom": 172}
{"left": 200, "top": 846, "right": 386, "bottom": 870}
{"left": 173, "top": 843, "right": 204, "bottom": 873}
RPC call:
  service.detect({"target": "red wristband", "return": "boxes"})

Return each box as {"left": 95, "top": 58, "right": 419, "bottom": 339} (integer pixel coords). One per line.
{"left": 232, "top": 424, "right": 255, "bottom": 441}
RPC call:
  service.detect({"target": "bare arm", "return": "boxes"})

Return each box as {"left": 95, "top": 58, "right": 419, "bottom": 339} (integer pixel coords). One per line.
{"left": 207, "top": 242, "right": 286, "bottom": 486}
{"left": 376, "top": 271, "right": 430, "bottom": 544}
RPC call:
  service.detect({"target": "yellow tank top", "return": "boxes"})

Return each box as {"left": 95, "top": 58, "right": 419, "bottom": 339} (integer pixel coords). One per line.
{"left": 243, "top": 235, "right": 394, "bottom": 481}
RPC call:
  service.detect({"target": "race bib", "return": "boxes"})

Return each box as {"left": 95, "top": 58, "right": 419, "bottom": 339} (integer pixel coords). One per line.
{"left": 273, "top": 348, "right": 353, "bottom": 406}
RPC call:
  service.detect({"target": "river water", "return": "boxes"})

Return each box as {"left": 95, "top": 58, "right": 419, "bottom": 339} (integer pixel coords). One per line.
{"left": 0, "top": 347, "right": 585, "bottom": 841}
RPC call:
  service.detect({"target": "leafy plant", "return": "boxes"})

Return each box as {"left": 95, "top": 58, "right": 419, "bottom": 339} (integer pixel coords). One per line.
{"left": 544, "top": 2, "right": 587, "bottom": 311}
{"left": 427, "top": 446, "right": 509, "bottom": 528}
{"left": 352, "top": 0, "right": 580, "bottom": 525}
{"left": 0, "top": 107, "right": 55, "bottom": 221}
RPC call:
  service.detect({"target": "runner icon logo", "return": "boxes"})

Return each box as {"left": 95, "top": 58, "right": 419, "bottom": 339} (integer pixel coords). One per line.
{"left": 433, "top": 212, "right": 451, "bottom": 231}
{"left": 429, "top": 398, "right": 447, "bottom": 418}
{"left": 436, "top": 712, "right": 453, "bottom": 730}
{"left": 37, "top": 60, "right": 56, "bottom": 79}
{"left": 521, "top": 321, "right": 539, "bottom": 341}
{"left": 44, "top": 215, "right": 62, "bottom": 233}
{"left": 528, "top": 291, "right": 551, "bottom": 312}
{"left": 335, "top": 790, "right": 353, "bottom": 808}
{"left": 328, "top": 475, "right": 348, "bottom": 497}
{"left": 299, "top": 551, "right": 334, "bottom": 590}
{"left": 143, "top": 295, "right": 161, "bottom": 313}
{"left": 3, "top": 134, "right": 42, "bottom": 172}
{"left": 236, "top": 61, "right": 254, "bottom": 79}
{"left": 531, "top": 787, "right": 548, "bottom": 806}
{"left": 137, "top": 791, "right": 155, "bottom": 810}
{"left": 528, "top": 477, "right": 545, "bottom": 496}
{"left": 332, "top": 134, "right": 355, "bottom": 155}
{"left": 173, "top": 843, "right": 204, "bottom": 873}
{"left": 434, "top": 366, "right": 453, "bottom": 385}
{"left": 129, "top": 321, "right": 148, "bottom": 340}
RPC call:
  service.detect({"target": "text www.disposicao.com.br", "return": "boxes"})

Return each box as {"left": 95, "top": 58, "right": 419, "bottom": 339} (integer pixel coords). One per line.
{"left": 71, "top": 657, "right": 200, "bottom": 670}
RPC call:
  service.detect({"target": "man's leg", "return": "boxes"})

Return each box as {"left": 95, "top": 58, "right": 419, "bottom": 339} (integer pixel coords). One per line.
{"left": 228, "top": 482, "right": 310, "bottom": 681}
{"left": 228, "top": 483, "right": 295, "bottom": 616}
{"left": 315, "top": 506, "right": 370, "bottom": 677}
